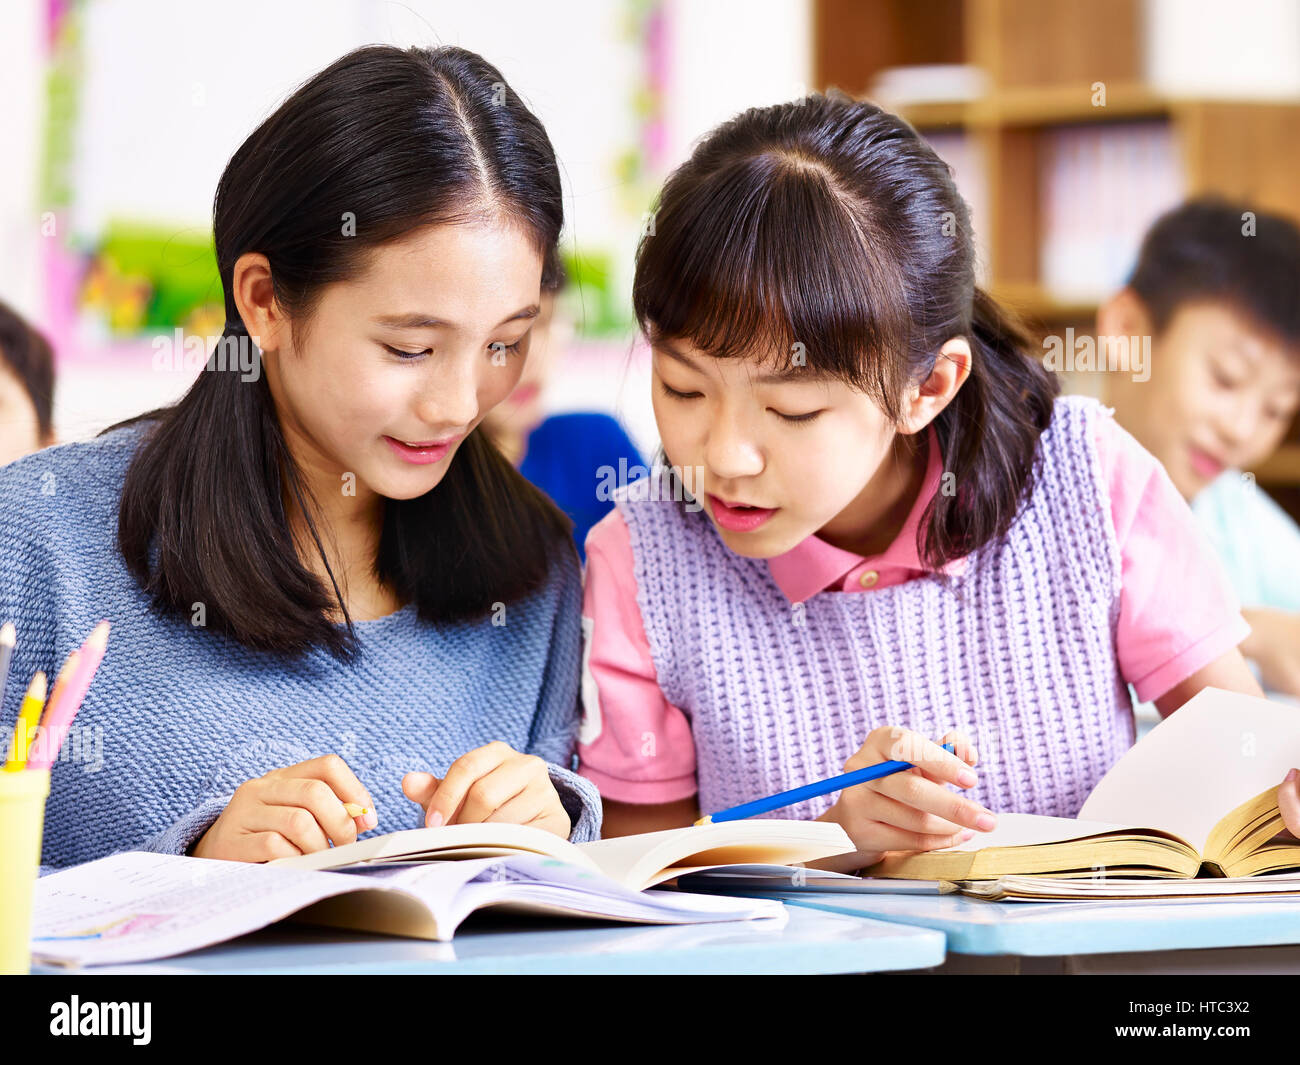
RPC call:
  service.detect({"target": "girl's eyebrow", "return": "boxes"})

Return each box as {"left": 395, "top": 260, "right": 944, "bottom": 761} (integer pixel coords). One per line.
{"left": 373, "top": 306, "right": 540, "bottom": 330}
{"left": 655, "top": 339, "right": 814, "bottom": 384}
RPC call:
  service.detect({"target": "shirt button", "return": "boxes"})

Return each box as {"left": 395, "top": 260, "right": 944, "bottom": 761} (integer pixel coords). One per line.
{"left": 858, "top": 570, "right": 880, "bottom": 588}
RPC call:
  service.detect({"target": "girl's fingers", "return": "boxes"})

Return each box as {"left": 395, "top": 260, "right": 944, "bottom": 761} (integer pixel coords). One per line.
{"left": 848, "top": 788, "right": 971, "bottom": 838}
{"left": 1277, "top": 769, "right": 1300, "bottom": 840}
{"left": 456, "top": 758, "right": 536, "bottom": 824}
{"left": 871, "top": 770, "right": 997, "bottom": 832}
{"left": 287, "top": 754, "right": 376, "bottom": 815}
{"left": 868, "top": 730, "right": 977, "bottom": 789}
{"left": 938, "top": 729, "right": 978, "bottom": 768}
{"left": 425, "top": 742, "right": 516, "bottom": 827}
{"left": 261, "top": 775, "right": 360, "bottom": 847}
{"left": 856, "top": 821, "right": 975, "bottom": 855}
{"left": 485, "top": 781, "right": 558, "bottom": 826}
{"left": 245, "top": 802, "right": 332, "bottom": 854}
{"left": 402, "top": 771, "right": 439, "bottom": 806}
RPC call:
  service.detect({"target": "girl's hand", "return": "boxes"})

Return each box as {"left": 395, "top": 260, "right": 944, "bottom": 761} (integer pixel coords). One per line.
{"left": 190, "top": 754, "right": 379, "bottom": 862}
{"left": 402, "top": 741, "right": 571, "bottom": 839}
{"left": 811, "top": 727, "right": 996, "bottom": 873}
{"left": 1275, "top": 768, "right": 1300, "bottom": 840}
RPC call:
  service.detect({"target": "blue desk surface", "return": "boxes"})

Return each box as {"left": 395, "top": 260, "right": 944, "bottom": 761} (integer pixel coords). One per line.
{"left": 728, "top": 890, "right": 1300, "bottom": 957}
{"left": 32, "top": 904, "right": 944, "bottom": 975}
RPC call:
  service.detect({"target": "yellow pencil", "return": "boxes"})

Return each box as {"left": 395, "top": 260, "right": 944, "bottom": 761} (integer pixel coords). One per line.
{"left": 3, "top": 672, "right": 47, "bottom": 772}
{"left": 343, "top": 803, "right": 371, "bottom": 818}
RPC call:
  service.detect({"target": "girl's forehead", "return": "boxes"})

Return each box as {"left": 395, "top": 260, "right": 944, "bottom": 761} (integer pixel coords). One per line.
{"left": 654, "top": 335, "right": 845, "bottom": 387}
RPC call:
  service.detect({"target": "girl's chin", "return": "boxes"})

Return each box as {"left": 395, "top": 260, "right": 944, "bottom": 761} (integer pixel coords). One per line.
{"left": 713, "top": 521, "right": 801, "bottom": 560}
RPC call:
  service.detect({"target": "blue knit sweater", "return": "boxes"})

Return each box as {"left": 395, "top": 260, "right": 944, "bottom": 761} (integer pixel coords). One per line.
{"left": 0, "top": 422, "right": 602, "bottom": 876}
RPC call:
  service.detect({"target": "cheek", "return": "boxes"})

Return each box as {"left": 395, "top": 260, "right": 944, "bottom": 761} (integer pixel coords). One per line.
{"left": 479, "top": 359, "right": 526, "bottom": 412}
{"left": 650, "top": 391, "right": 692, "bottom": 453}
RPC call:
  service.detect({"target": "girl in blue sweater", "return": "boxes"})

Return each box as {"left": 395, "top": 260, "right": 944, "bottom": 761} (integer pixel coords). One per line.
{"left": 0, "top": 45, "right": 601, "bottom": 872}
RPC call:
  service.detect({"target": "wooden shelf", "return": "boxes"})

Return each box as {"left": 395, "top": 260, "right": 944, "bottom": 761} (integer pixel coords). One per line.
{"left": 814, "top": 0, "right": 1300, "bottom": 506}
{"left": 1254, "top": 445, "right": 1300, "bottom": 486}
{"left": 988, "top": 284, "right": 1099, "bottom": 323}
{"left": 900, "top": 84, "right": 1172, "bottom": 131}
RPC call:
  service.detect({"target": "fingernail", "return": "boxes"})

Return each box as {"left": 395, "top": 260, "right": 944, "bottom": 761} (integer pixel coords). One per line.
{"left": 976, "top": 812, "right": 997, "bottom": 831}
{"left": 1288, "top": 769, "right": 1298, "bottom": 783}
{"left": 957, "top": 769, "right": 977, "bottom": 787}
{"left": 364, "top": 810, "right": 378, "bottom": 830}
{"left": 426, "top": 810, "right": 444, "bottom": 828}
{"left": 958, "top": 830, "right": 975, "bottom": 843}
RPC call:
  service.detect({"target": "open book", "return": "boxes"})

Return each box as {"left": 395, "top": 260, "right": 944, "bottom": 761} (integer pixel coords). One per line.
{"left": 29, "top": 820, "right": 853, "bottom": 967}
{"left": 868, "top": 688, "right": 1300, "bottom": 898}
{"left": 269, "top": 818, "right": 853, "bottom": 890}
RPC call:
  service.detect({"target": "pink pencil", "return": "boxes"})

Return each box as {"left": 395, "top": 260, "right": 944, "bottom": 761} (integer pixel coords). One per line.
{"left": 28, "top": 620, "right": 110, "bottom": 770}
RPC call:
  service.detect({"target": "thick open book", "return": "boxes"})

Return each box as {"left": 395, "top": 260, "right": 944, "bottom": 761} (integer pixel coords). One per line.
{"left": 31, "top": 821, "right": 852, "bottom": 967}
{"left": 868, "top": 689, "right": 1300, "bottom": 898}
{"left": 269, "top": 818, "right": 853, "bottom": 890}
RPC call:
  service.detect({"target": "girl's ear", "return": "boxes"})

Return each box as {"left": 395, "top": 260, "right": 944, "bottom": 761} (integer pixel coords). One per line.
{"left": 231, "top": 251, "right": 287, "bottom": 354}
{"left": 899, "top": 336, "right": 972, "bottom": 434}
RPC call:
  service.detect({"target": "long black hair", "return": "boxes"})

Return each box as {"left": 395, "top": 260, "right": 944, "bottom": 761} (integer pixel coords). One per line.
{"left": 110, "top": 45, "right": 574, "bottom": 661}
{"left": 632, "top": 91, "right": 1059, "bottom": 569}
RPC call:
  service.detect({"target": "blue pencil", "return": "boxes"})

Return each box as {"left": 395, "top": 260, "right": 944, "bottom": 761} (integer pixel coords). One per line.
{"left": 695, "top": 743, "right": 958, "bottom": 825}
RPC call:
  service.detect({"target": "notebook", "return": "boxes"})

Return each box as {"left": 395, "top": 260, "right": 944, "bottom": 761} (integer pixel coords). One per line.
{"left": 868, "top": 688, "right": 1300, "bottom": 896}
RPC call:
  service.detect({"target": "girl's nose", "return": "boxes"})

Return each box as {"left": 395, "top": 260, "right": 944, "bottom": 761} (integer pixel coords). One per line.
{"left": 704, "top": 412, "right": 764, "bottom": 481}
{"left": 416, "top": 352, "right": 480, "bottom": 431}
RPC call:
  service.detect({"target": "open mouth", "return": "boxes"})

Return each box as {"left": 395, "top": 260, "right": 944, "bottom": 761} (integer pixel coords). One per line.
{"left": 707, "top": 494, "right": 778, "bottom": 533}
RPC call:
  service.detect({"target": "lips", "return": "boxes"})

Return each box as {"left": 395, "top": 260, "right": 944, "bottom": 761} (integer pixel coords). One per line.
{"left": 383, "top": 433, "right": 462, "bottom": 466}
{"left": 1188, "top": 445, "right": 1226, "bottom": 481}
{"left": 707, "top": 493, "right": 778, "bottom": 533}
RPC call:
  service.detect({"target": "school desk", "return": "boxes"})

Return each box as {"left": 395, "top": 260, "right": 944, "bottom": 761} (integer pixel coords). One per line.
{"left": 707, "top": 890, "right": 1300, "bottom": 974}
{"left": 29, "top": 903, "right": 944, "bottom": 975}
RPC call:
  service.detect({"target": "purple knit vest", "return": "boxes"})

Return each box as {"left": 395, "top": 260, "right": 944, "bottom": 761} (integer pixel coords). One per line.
{"left": 614, "top": 395, "right": 1135, "bottom": 820}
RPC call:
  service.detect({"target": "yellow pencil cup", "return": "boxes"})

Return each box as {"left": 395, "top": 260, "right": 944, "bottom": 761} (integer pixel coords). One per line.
{"left": 0, "top": 768, "right": 50, "bottom": 974}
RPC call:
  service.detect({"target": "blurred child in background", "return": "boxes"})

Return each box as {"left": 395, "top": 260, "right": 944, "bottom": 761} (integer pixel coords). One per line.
{"left": 481, "top": 272, "right": 644, "bottom": 562}
{"left": 0, "top": 299, "right": 56, "bottom": 463}
{"left": 1101, "top": 199, "right": 1300, "bottom": 698}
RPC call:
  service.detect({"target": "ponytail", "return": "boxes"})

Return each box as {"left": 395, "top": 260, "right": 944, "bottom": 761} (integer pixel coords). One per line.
{"left": 921, "top": 288, "right": 1059, "bottom": 568}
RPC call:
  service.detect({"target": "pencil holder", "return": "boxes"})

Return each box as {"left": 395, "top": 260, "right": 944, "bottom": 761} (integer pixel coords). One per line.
{"left": 0, "top": 768, "right": 50, "bottom": 974}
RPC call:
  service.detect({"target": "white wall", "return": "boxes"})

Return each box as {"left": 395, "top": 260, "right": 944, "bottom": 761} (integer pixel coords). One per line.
{"left": 1146, "top": 0, "right": 1300, "bottom": 97}
{"left": 0, "top": 1, "right": 44, "bottom": 322}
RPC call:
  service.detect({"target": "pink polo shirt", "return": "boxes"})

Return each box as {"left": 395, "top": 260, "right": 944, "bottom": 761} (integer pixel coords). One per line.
{"left": 576, "top": 406, "right": 1250, "bottom": 804}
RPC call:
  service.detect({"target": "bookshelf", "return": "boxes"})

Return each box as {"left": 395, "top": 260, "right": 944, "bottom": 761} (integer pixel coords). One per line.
{"left": 813, "top": 0, "right": 1300, "bottom": 508}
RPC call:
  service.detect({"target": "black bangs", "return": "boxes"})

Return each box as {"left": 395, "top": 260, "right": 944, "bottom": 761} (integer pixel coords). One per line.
{"left": 633, "top": 150, "right": 912, "bottom": 406}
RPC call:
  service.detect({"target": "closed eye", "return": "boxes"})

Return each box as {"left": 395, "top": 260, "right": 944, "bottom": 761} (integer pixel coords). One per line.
{"left": 384, "top": 344, "right": 431, "bottom": 360}
{"left": 772, "top": 408, "right": 824, "bottom": 424}
{"left": 489, "top": 339, "right": 526, "bottom": 359}
{"left": 658, "top": 380, "right": 702, "bottom": 401}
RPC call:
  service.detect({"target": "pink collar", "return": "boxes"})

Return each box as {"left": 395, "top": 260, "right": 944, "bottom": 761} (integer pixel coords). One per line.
{"left": 766, "top": 426, "right": 968, "bottom": 602}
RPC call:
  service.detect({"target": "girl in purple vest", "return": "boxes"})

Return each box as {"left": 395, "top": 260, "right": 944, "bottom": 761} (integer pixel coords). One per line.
{"left": 575, "top": 93, "right": 1293, "bottom": 872}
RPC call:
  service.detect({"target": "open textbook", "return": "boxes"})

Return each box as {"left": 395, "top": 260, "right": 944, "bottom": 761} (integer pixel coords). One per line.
{"left": 269, "top": 817, "right": 853, "bottom": 890}
{"left": 868, "top": 688, "right": 1300, "bottom": 899}
{"left": 31, "top": 820, "right": 852, "bottom": 967}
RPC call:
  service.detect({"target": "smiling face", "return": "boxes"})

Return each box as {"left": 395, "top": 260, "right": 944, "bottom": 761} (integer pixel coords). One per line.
{"left": 651, "top": 337, "right": 941, "bottom": 559}
{"left": 1106, "top": 297, "right": 1300, "bottom": 500}
{"left": 260, "top": 218, "right": 543, "bottom": 507}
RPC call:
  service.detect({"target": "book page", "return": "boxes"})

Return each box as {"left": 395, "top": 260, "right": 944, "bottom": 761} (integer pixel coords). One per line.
{"left": 1078, "top": 688, "right": 1300, "bottom": 853}
{"left": 30, "top": 852, "right": 418, "bottom": 967}
{"left": 268, "top": 822, "right": 590, "bottom": 873}
{"left": 577, "top": 819, "right": 855, "bottom": 889}
{"left": 929, "top": 812, "right": 1143, "bottom": 852}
